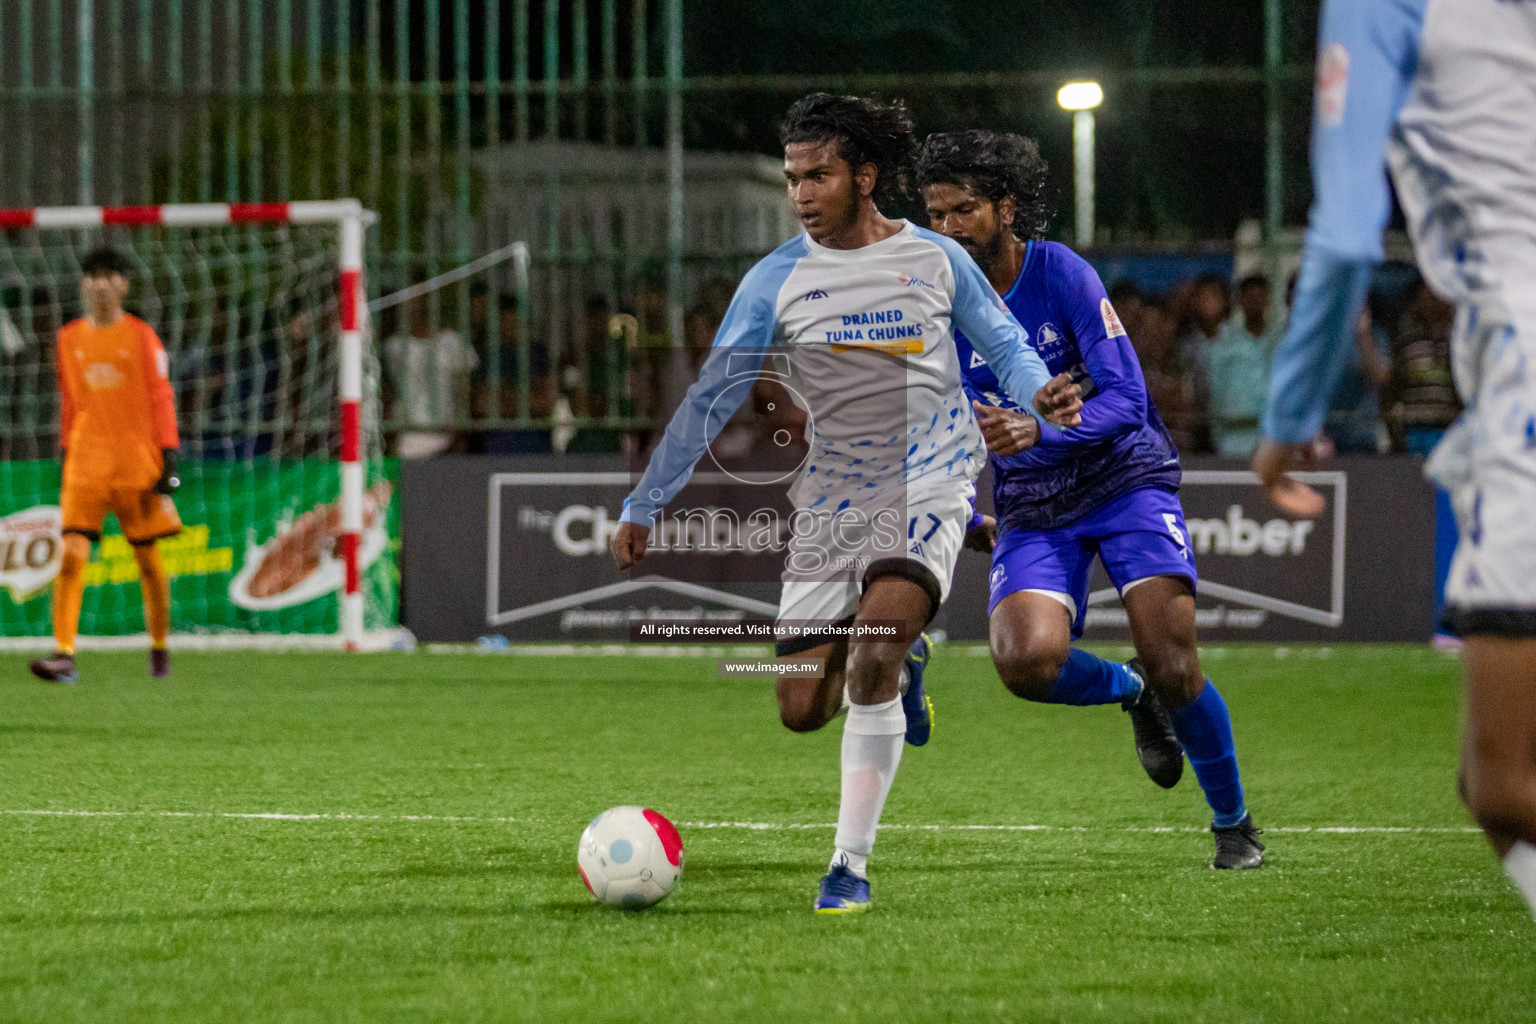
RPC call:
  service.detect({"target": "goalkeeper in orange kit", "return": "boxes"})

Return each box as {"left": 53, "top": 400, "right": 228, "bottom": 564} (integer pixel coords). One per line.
{"left": 30, "top": 248, "right": 181, "bottom": 683}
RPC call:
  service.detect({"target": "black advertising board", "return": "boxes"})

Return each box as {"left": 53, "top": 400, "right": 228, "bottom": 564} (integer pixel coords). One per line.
{"left": 937, "top": 457, "right": 1437, "bottom": 643}
{"left": 402, "top": 456, "right": 783, "bottom": 643}
{"left": 403, "top": 455, "right": 1437, "bottom": 644}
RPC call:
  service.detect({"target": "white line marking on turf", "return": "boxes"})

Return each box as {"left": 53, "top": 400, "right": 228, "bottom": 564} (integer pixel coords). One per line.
{"left": 677, "top": 822, "right": 1482, "bottom": 835}
{"left": 0, "top": 809, "right": 517, "bottom": 823}
{"left": 0, "top": 810, "right": 1480, "bottom": 834}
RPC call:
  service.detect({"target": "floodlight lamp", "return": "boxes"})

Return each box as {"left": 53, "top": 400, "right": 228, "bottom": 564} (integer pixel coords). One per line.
{"left": 1056, "top": 82, "right": 1103, "bottom": 112}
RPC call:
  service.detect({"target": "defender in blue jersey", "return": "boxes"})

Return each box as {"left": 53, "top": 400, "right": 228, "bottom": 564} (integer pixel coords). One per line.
{"left": 610, "top": 97, "right": 1082, "bottom": 912}
{"left": 917, "top": 131, "right": 1263, "bottom": 869}
{"left": 1255, "top": 0, "right": 1536, "bottom": 916}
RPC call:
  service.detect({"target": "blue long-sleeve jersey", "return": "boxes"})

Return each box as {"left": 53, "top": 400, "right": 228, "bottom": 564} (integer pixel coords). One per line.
{"left": 956, "top": 241, "right": 1181, "bottom": 532}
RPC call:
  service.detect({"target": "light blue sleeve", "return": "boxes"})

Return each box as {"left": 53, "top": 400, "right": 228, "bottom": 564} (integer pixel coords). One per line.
{"left": 916, "top": 227, "right": 1053, "bottom": 409}
{"left": 619, "top": 241, "right": 804, "bottom": 526}
{"left": 1261, "top": 0, "right": 1428, "bottom": 444}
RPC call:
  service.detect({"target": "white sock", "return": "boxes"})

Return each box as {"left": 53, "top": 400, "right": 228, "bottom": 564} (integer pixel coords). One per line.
{"left": 832, "top": 696, "right": 905, "bottom": 879}
{"left": 829, "top": 848, "right": 869, "bottom": 878}
{"left": 1505, "top": 840, "right": 1536, "bottom": 920}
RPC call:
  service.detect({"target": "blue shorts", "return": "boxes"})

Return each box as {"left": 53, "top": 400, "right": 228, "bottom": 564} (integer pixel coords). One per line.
{"left": 988, "top": 486, "right": 1198, "bottom": 638}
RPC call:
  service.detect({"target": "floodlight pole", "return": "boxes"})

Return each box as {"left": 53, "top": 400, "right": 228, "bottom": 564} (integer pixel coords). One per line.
{"left": 1073, "top": 110, "right": 1095, "bottom": 251}
{"left": 1059, "top": 81, "right": 1102, "bottom": 251}
{"left": 78, "top": 0, "right": 95, "bottom": 204}
{"left": 665, "top": 0, "right": 685, "bottom": 350}
{"left": 1264, "top": 0, "right": 1285, "bottom": 309}
{"left": 662, "top": 0, "right": 689, "bottom": 417}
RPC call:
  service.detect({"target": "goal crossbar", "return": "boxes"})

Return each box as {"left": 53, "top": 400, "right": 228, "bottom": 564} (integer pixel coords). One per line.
{"left": 0, "top": 199, "right": 373, "bottom": 651}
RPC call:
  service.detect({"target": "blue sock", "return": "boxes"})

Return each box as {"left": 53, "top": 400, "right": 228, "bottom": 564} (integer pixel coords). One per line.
{"left": 1043, "top": 649, "right": 1142, "bottom": 707}
{"left": 1169, "top": 680, "right": 1247, "bottom": 828}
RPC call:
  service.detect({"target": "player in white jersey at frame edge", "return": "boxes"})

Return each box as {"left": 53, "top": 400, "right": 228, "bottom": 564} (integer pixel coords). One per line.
{"left": 609, "top": 93, "right": 1082, "bottom": 913}
{"left": 1252, "top": 0, "right": 1536, "bottom": 921}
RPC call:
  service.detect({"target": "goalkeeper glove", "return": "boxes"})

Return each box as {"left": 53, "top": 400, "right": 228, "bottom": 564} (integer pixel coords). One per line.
{"left": 155, "top": 449, "right": 181, "bottom": 495}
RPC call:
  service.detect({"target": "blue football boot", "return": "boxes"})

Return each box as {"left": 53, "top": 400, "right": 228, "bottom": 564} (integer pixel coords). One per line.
{"left": 901, "top": 633, "right": 934, "bottom": 746}
{"left": 814, "top": 863, "right": 871, "bottom": 914}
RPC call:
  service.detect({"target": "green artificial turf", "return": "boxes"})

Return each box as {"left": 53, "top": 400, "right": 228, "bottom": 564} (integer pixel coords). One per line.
{"left": 1, "top": 644, "right": 1531, "bottom": 1022}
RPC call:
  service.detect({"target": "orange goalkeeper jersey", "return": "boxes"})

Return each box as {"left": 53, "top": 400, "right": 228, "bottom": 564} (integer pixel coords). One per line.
{"left": 56, "top": 314, "right": 179, "bottom": 492}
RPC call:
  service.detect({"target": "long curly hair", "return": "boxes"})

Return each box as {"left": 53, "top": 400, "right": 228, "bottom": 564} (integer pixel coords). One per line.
{"left": 915, "top": 130, "right": 1052, "bottom": 241}
{"left": 779, "top": 92, "right": 917, "bottom": 210}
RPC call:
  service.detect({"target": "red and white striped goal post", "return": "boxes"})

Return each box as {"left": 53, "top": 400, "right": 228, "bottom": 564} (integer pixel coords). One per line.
{"left": 0, "top": 200, "right": 373, "bottom": 651}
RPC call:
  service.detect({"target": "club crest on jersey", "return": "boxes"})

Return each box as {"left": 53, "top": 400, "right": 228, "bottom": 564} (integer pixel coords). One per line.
{"left": 898, "top": 273, "right": 935, "bottom": 289}
{"left": 1100, "top": 298, "right": 1128, "bottom": 339}
{"left": 1317, "top": 42, "right": 1349, "bottom": 127}
{"left": 84, "top": 362, "right": 125, "bottom": 390}
{"left": 1035, "top": 322, "right": 1064, "bottom": 357}
{"left": 803, "top": 289, "right": 829, "bottom": 301}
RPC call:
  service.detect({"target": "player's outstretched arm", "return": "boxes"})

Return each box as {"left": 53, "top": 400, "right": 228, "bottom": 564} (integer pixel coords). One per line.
{"left": 613, "top": 247, "right": 800, "bottom": 569}
{"left": 616, "top": 347, "right": 757, "bottom": 526}
{"left": 1255, "top": 0, "right": 1425, "bottom": 516}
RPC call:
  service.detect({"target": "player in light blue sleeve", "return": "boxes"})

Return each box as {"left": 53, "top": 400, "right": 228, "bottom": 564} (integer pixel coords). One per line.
{"left": 1254, "top": 0, "right": 1536, "bottom": 919}
{"left": 608, "top": 93, "right": 1081, "bottom": 913}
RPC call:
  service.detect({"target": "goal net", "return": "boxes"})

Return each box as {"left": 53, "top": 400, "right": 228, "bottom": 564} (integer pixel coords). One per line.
{"left": 0, "top": 202, "right": 394, "bottom": 649}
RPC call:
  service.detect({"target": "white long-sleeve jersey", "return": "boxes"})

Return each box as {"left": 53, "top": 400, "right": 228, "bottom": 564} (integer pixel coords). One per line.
{"left": 620, "top": 221, "right": 1054, "bottom": 525}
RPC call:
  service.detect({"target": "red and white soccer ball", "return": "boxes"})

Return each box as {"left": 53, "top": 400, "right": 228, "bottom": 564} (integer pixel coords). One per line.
{"left": 577, "top": 806, "right": 685, "bottom": 909}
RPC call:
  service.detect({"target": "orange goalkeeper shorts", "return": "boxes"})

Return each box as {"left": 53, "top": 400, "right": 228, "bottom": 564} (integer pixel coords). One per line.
{"left": 61, "top": 485, "right": 183, "bottom": 545}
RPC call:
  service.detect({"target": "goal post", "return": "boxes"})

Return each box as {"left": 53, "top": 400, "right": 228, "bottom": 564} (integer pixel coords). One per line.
{"left": 0, "top": 200, "right": 388, "bottom": 651}
{"left": 338, "top": 207, "right": 366, "bottom": 649}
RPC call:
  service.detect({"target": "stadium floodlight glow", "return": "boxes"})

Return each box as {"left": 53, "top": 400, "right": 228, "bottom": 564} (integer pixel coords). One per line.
{"left": 1057, "top": 82, "right": 1103, "bottom": 250}
{"left": 1056, "top": 81, "right": 1104, "bottom": 111}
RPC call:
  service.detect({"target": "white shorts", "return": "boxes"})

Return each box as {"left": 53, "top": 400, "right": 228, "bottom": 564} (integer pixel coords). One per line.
{"left": 1431, "top": 286, "right": 1536, "bottom": 634}
{"left": 774, "top": 479, "right": 972, "bottom": 654}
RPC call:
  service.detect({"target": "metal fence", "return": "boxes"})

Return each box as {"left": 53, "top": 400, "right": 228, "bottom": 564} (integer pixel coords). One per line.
{"left": 0, "top": 0, "right": 1315, "bottom": 446}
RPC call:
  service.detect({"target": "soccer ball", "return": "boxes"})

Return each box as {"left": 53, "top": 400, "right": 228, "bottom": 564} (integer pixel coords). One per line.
{"left": 577, "top": 806, "right": 685, "bottom": 909}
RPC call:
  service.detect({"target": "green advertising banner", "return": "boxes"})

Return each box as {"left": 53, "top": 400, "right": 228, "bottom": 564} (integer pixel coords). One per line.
{"left": 0, "top": 460, "right": 399, "bottom": 637}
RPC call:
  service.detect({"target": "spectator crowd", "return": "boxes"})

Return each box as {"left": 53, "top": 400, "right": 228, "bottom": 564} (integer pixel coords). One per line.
{"left": 378, "top": 263, "right": 1459, "bottom": 463}
{"left": 1110, "top": 265, "right": 1457, "bottom": 459}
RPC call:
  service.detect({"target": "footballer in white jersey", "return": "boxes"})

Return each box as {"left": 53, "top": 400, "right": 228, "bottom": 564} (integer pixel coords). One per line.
{"left": 610, "top": 93, "right": 1081, "bottom": 912}
{"left": 1255, "top": 0, "right": 1536, "bottom": 920}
